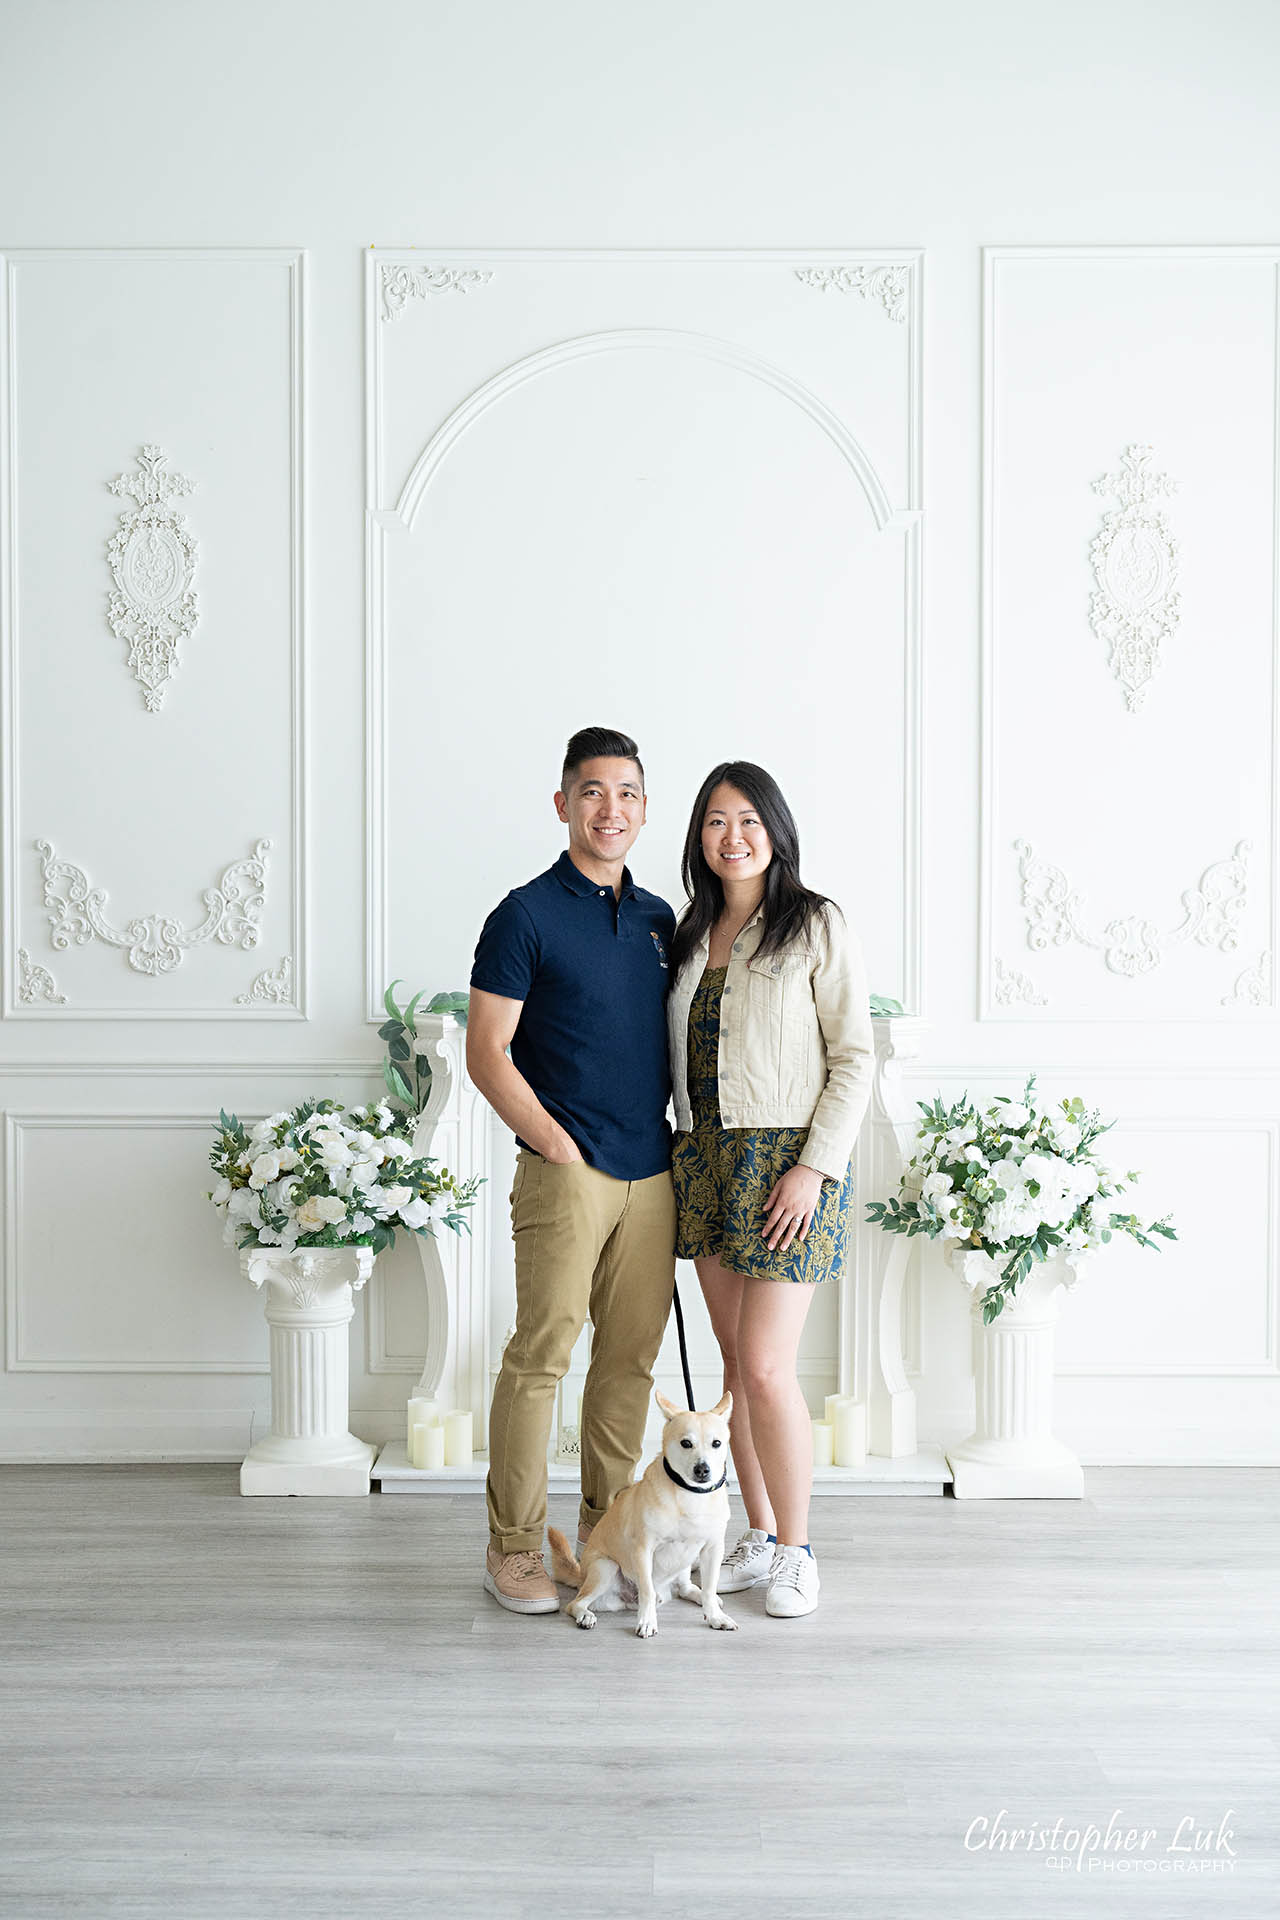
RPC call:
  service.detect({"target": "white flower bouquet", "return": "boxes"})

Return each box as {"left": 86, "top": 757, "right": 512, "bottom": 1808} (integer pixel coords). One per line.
{"left": 866, "top": 1075, "right": 1175, "bottom": 1322}
{"left": 207, "top": 1098, "right": 480, "bottom": 1255}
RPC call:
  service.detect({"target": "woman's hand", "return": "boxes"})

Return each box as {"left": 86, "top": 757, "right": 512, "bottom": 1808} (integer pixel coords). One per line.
{"left": 761, "top": 1163, "right": 826, "bottom": 1252}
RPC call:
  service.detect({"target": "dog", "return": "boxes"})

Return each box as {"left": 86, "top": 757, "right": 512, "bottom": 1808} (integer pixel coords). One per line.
{"left": 547, "top": 1390, "right": 738, "bottom": 1637}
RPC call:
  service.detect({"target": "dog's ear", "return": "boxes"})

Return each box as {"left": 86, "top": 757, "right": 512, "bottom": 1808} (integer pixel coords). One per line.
{"left": 654, "top": 1390, "right": 682, "bottom": 1420}
{"left": 711, "top": 1389, "right": 732, "bottom": 1420}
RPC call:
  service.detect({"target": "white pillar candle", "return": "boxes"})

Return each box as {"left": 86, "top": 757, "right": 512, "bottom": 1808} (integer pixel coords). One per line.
{"left": 421, "top": 1424, "right": 445, "bottom": 1469}
{"left": 407, "top": 1397, "right": 439, "bottom": 1452}
{"left": 444, "top": 1408, "right": 474, "bottom": 1466}
{"left": 824, "top": 1393, "right": 849, "bottom": 1425}
{"left": 410, "top": 1423, "right": 428, "bottom": 1469}
{"left": 833, "top": 1398, "right": 868, "bottom": 1467}
{"left": 812, "top": 1419, "right": 834, "bottom": 1467}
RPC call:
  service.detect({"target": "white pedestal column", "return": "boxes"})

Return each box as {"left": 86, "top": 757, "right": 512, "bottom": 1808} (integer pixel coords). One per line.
{"left": 946, "top": 1255, "right": 1084, "bottom": 1499}
{"left": 240, "top": 1246, "right": 377, "bottom": 1496}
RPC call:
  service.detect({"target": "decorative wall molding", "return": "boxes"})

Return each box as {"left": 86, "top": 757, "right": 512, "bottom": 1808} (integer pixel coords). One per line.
{"left": 366, "top": 249, "right": 924, "bottom": 1027}
{"left": 106, "top": 444, "right": 200, "bottom": 711}
{"left": 794, "top": 263, "right": 909, "bottom": 323}
{"left": 3, "top": 1112, "right": 269, "bottom": 1373}
{"left": 993, "top": 955, "right": 1048, "bottom": 1007}
{"left": 235, "top": 954, "right": 293, "bottom": 1005}
{"left": 979, "top": 248, "right": 1280, "bottom": 1027}
{"left": 1221, "top": 949, "right": 1272, "bottom": 1009}
{"left": 16, "top": 947, "right": 66, "bottom": 1005}
{"left": 1014, "top": 836, "right": 1249, "bottom": 978}
{"left": 0, "top": 247, "right": 308, "bottom": 1021}
{"left": 1088, "top": 443, "right": 1181, "bottom": 711}
{"left": 36, "top": 836, "right": 271, "bottom": 977}
{"left": 380, "top": 262, "right": 493, "bottom": 321}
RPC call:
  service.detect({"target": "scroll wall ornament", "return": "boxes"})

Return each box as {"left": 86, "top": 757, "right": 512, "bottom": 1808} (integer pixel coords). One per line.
{"left": 1014, "top": 837, "right": 1249, "bottom": 980}
{"left": 17, "top": 947, "right": 67, "bottom": 1006}
{"left": 380, "top": 263, "right": 494, "bottom": 322}
{"left": 235, "top": 955, "right": 293, "bottom": 1005}
{"left": 793, "top": 264, "right": 909, "bottom": 323}
{"left": 106, "top": 445, "right": 200, "bottom": 712}
{"left": 1221, "top": 949, "right": 1272, "bottom": 1009}
{"left": 1088, "top": 444, "right": 1181, "bottom": 712}
{"left": 36, "top": 837, "right": 270, "bottom": 978}
{"left": 993, "top": 956, "right": 1048, "bottom": 1008}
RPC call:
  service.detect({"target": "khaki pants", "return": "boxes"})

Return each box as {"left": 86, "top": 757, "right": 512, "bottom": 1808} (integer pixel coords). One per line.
{"left": 486, "top": 1150, "right": 676, "bottom": 1555}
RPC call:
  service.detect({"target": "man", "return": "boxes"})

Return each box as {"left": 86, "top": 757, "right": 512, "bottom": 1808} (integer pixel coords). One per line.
{"left": 468, "top": 726, "right": 678, "bottom": 1614}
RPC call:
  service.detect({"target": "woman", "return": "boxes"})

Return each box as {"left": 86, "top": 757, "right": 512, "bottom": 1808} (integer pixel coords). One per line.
{"left": 666, "top": 762, "right": 875, "bottom": 1619}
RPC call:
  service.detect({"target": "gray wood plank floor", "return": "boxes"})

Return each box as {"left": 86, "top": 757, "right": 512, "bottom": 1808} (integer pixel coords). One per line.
{"left": 0, "top": 1466, "right": 1276, "bottom": 1920}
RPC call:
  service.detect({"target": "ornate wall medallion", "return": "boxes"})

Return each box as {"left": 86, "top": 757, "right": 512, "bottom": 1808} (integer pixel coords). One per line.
{"left": 17, "top": 947, "right": 67, "bottom": 1005}
{"left": 106, "top": 445, "right": 200, "bottom": 712}
{"left": 235, "top": 955, "right": 293, "bottom": 1005}
{"left": 1088, "top": 443, "right": 1181, "bottom": 711}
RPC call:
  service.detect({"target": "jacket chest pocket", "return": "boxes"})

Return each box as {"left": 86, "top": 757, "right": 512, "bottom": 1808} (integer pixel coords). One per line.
{"left": 748, "top": 955, "right": 814, "bottom": 1089}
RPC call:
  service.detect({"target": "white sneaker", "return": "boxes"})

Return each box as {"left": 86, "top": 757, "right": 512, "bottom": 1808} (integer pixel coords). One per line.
{"left": 764, "top": 1544, "right": 820, "bottom": 1617}
{"left": 716, "top": 1527, "right": 775, "bottom": 1593}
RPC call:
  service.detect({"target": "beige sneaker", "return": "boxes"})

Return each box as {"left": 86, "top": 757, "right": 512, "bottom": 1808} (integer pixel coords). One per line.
{"left": 484, "top": 1544, "right": 559, "bottom": 1614}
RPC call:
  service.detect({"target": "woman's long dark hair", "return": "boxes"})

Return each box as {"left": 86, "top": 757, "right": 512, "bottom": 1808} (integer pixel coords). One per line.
{"left": 668, "top": 761, "right": 833, "bottom": 978}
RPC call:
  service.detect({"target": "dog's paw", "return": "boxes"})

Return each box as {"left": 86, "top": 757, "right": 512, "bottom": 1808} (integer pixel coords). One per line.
{"left": 635, "top": 1615, "right": 658, "bottom": 1639}
{"left": 705, "top": 1611, "right": 738, "bottom": 1631}
{"left": 572, "top": 1608, "right": 596, "bottom": 1630}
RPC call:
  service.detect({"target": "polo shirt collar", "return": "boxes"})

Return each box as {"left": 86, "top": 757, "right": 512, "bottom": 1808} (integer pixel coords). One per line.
{"left": 553, "top": 849, "right": 636, "bottom": 899}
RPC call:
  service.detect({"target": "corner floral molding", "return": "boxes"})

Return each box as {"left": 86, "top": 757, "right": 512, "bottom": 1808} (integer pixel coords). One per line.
{"left": 380, "top": 263, "right": 494, "bottom": 322}
{"left": 793, "top": 264, "right": 909, "bottom": 323}
{"left": 235, "top": 954, "right": 293, "bottom": 1005}
{"left": 106, "top": 445, "right": 200, "bottom": 713}
{"left": 1088, "top": 444, "right": 1181, "bottom": 712}
{"left": 17, "top": 947, "right": 67, "bottom": 1006}
{"left": 1014, "top": 836, "right": 1249, "bottom": 979}
{"left": 35, "top": 837, "right": 270, "bottom": 978}
{"left": 1221, "top": 949, "right": 1272, "bottom": 1009}
{"left": 993, "top": 956, "right": 1048, "bottom": 1007}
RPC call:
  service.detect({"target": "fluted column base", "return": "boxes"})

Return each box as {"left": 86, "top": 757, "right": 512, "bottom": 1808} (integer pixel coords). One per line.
{"left": 239, "top": 1246, "right": 376, "bottom": 1497}
{"left": 945, "top": 1255, "right": 1084, "bottom": 1500}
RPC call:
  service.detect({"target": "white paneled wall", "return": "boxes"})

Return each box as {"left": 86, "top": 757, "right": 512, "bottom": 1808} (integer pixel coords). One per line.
{"left": 2, "top": 0, "right": 1278, "bottom": 1463}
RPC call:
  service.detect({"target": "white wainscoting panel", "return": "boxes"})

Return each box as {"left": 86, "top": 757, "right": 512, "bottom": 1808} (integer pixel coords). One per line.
{"left": 980, "top": 246, "right": 1280, "bottom": 1024}
{"left": 0, "top": 248, "right": 307, "bottom": 1018}
{"left": 365, "top": 249, "right": 923, "bottom": 1022}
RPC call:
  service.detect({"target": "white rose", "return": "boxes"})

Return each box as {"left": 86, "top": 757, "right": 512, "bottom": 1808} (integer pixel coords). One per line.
{"left": 380, "top": 1136, "right": 413, "bottom": 1161}
{"left": 427, "top": 1194, "right": 452, "bottom": 1220}
{"left": 921, "top": 1171, "right": 954, "bottom": 1201}
{"left": 277, "top": 1147, "right": 300, "bottom": 1171}
{"left": 314, "top": 1132, "right": 353, "bottom": 1169}
{"left": 296, "top": 1194, "right": 349, "bottom": 1232}
{"left": 347, "top": 1158, "right": 382, "bottom": 1193}
{"left": 351, "top": 1212, "right": 375, "bottom": 1235}
{"left": 996, "top": 1102, "right": 1030, "bottom": 1130}
{"left": 211, "top": 1177, "right": 232, "bottom": 1206}
{"left": 228, "top": 1187, "right": 261, "bottom": 1224}
{"left": 375, "top": 1103, "right": 394, "bottom": 1132}
{"left": 248, "top": 1150, "right": 282, "bottom": 1189}
{"left": 350, "top": 1130, "right": 384, "bottom": 1160}
{"left": 398, "top": 1197, "right": 434, "bottom": 1230}
{"left": 381, "top": 1184, "right": 414, "bottom": 1212}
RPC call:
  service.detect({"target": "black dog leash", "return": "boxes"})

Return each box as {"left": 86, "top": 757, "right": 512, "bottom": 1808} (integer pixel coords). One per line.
{"left": 671, "top": 1275, "right": 695, "bottom": 1410}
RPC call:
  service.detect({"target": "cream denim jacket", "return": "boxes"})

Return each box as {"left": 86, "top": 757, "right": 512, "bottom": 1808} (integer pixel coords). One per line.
{"left": 667, "top": 901, "right": 875, "bottom": 1183}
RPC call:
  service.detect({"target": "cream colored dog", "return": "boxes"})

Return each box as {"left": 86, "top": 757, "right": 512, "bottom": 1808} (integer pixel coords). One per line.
{"left": 547, "top": 1390, "right": 738, "bottom": 1638}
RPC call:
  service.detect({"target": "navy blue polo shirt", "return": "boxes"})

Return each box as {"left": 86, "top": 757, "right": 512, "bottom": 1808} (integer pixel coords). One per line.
{"left": 470, "top": 850, "right": 676, "bottom": 1181}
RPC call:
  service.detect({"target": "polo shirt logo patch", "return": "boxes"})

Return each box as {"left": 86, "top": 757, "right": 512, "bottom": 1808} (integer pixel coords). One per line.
{"left": 650, "top": 931, "right": 668, "bottom": 969}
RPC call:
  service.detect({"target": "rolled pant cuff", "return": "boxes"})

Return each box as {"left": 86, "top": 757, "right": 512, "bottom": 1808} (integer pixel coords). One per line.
{"left": 490, "top": 1529, "right": 545, "bottom": 1555}
{"left": 578, "top": 1498, "right": 611, "bottom": 1532}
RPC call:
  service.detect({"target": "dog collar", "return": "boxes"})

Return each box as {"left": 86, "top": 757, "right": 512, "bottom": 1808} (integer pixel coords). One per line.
{"left": 663, "top": 1457, "right": 728, "bottom": 1494}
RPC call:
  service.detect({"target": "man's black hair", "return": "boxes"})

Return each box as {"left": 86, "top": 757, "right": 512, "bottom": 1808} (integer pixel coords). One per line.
{"left": 560, "top": 726, "right": 645, "bottom": 792}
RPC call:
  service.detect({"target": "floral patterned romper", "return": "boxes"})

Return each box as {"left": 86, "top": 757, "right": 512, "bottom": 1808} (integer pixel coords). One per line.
{"left": 670, "top": 965, "right": 857, "bottom": 1284}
